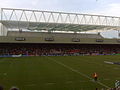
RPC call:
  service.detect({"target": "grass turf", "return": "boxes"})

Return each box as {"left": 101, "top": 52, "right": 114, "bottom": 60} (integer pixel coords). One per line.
{"left": 0, "top": 55, "right": 120, "bottom": 90}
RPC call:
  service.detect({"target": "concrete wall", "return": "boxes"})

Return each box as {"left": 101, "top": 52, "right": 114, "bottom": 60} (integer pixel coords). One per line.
{"left": 0, "top": 36, "right": 120, "bottom": 44}
{"left": 7, "top": 31, "right": 103, "bottom": 38}
{"left": 0, "top": 23, "right": 2, "bottom": 36}
{"left": 0, "top": 23, "right": 8, "bottom": 36}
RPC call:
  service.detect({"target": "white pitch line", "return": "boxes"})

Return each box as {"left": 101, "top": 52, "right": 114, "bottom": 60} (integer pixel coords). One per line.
{"left": 46, "top": 57, "right": 110, "bottom": 89}
{"left": 46, "top": 82, "right": 55, "bottom": 85}
{"left": 25, "top": 84, "right": 36, "bottom": 86}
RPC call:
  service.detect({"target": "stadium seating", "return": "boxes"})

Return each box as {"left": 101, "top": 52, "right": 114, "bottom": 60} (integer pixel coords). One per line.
{"left": 0, "top": 43, "right": 120, "bottom": 56}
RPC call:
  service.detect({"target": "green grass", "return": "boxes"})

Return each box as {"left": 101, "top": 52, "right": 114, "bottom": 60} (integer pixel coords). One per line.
{"left": 0, "top": 55, "right": 120, "bottom": 90}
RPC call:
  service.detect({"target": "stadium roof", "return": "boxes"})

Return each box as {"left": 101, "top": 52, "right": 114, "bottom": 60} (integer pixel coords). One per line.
{"left": 0, "top": 8, "right": 120, "bottom": 32}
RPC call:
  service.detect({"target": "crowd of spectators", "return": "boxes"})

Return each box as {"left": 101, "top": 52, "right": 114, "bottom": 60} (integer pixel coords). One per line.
{"left": 0, "top": 43, "right": 120, "bottom": 56}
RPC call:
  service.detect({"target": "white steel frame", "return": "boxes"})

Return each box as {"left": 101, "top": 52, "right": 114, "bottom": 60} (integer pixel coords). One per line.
{"left": 0, "top": 8, "right": 120, "bottom": 33}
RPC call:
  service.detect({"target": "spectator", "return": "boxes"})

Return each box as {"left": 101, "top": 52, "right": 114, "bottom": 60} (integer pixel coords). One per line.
{"left": 0, "top": 86, "right": 3, "bottom": 90}
{"left": 10, "top": 87, "right": 19, "bottom": 90}
{"left": 115, "top": 80, "right": 120, "bottom": 88}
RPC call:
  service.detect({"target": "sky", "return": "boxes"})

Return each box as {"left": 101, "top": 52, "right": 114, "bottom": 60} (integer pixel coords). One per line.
{"left": 0, "top": 0, "right": 120, "bottom": 16}
{"left": 0, "top": 0, "right": 120, "bottom": 38}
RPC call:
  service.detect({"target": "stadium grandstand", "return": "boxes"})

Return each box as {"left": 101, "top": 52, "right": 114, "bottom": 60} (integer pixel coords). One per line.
{"left": 1, "top": 8, "right": 120, "bottom": 90}
{"left": 0, "top": 8, "right": 120, "bottom": 57}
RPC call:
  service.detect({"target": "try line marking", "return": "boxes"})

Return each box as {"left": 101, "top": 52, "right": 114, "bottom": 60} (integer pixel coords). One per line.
{"left": 46, "top": 57, "right": 110, "bottom": 89}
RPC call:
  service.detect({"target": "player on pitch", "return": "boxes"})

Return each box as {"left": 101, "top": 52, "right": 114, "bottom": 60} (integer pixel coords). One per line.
{"left": 93, "top": 72, "right": 98, "bottom": 81}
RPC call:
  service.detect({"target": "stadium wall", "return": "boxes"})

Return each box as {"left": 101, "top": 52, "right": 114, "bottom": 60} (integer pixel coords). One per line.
{"left": 0, "top": 36, "right": 120, "bottom": 44}
{"left": 7, "top": 31, "right": 103, "bottom": 38}
{"left": 0, "top": 23, "right": 8, "bottom": 36}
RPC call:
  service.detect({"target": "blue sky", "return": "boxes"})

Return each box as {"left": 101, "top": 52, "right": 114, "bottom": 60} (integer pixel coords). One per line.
{"left": 0, "top": 0, "right": 120, "bottom": 38}
{"left": 0, "top": 0, "right": 120, "bottom": 16}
